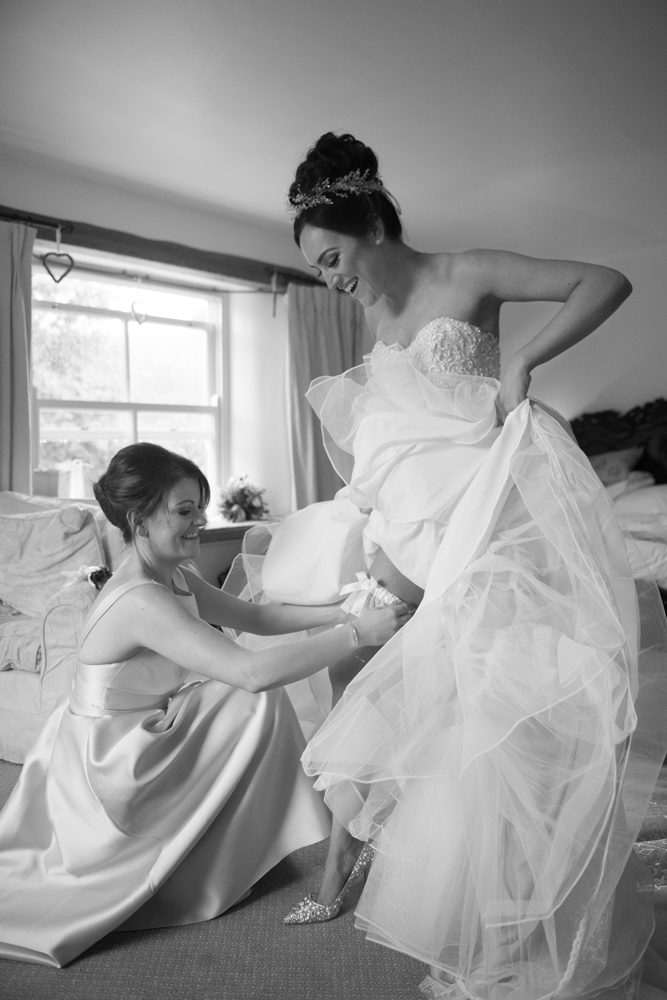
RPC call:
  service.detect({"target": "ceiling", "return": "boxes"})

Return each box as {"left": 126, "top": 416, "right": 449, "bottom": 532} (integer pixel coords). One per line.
{"left": 1, "top": 0, "right": 666, "bottom": 267}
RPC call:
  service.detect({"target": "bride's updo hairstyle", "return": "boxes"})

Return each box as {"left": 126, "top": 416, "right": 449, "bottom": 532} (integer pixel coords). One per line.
{"left": 93, "top": 442, "right": 210, "bottom": 544}
{"left": 289, "top": 132, "right": 402, "bottom": 245}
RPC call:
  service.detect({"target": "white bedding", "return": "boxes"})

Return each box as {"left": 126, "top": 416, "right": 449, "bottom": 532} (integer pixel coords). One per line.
{"left": 609, "top": 477, "right": 667, "bottom": 589}
{"left": 625, "top": 536, "right": 667, "bottom": 590}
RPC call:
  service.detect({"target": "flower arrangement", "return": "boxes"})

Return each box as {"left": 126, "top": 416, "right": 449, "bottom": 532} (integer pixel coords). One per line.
{"left": 219, "top": 475, "right": 270, "bottom": 523}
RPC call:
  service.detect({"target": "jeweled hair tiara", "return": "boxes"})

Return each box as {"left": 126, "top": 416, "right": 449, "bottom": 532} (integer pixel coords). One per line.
{"left": 287, "top": 168, "right": 386, "bottom": 221}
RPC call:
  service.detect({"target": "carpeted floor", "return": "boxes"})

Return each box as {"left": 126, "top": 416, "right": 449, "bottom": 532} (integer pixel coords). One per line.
{"left": 0, "top": 761, "right": 425, "bottom": 1000}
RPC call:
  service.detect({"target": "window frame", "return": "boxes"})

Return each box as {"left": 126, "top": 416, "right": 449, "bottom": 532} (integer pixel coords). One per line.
{"left": 30, "top": 252, "right": 232, "bottom": 494}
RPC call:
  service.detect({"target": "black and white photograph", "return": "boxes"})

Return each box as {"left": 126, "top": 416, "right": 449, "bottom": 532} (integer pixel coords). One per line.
{"left": 0, "top": 2, "right": 666, "bottom": 999}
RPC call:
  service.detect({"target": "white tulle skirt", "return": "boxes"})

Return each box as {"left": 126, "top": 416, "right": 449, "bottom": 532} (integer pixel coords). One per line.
{"left": 303, "top": 401, "right": 667, "bottom": 1000}
{"left": 227, "top": 361, "right": 667, "bottom": 1000}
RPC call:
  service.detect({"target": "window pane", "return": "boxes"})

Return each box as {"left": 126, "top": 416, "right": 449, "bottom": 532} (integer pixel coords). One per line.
{"left": 32, "top": 260, "right": 222, "bottom": 493}
{"left": 32, "top": 309, "right": 127, "bottom": 401}
{"left": 129, "top": 323, "right": 209, "bottom": 404}
{"left": 137, "top": 411, "right": 215, "bottom": 480}
{"left": 38, "top": 409, "right": 134, "bottom": 485}
{"left": 33, "top": 271, "right": 209, "bottom": 322}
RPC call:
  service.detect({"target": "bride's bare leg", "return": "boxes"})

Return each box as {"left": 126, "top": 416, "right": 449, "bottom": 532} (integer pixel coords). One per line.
{"left": 320, "top": 643, "right": 377, "bottom": 904}
{"left": 328, "top": 548, "right": 424, "bottom": 706}
{"left": 429, "top": 967, "right": 456, "bottom": 985}
{"left": 369, "top": 549, "right": 424, "bottom": 607}
{"left": 318, "top": 549, "right": 425, "bottom": 904}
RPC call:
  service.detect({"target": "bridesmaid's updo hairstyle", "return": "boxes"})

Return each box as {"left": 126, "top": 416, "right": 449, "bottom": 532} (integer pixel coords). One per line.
{"left": 93, "top": 443, "right": 210, "bottom": 544}
{"left": 289, "top": 132, "right": 403, "bottom": 245}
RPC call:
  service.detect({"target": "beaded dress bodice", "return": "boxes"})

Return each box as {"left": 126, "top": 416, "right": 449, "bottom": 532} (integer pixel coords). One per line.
{"left": 371, "top": 317, "right": 500, "bottom": 382}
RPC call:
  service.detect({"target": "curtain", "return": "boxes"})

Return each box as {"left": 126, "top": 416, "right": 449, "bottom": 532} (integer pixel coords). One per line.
{"left": 0, "top": 222, "right": 36, "bottom": 493}
{"left": 287, "top": 284, "right": 372, "bottom": 508}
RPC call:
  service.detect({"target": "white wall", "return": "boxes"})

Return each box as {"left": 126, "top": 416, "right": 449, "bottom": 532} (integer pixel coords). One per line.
{"left": 228, "top": 293, "right": 292, "bottom": 518}
{"left": 4, "top": 142, "right": 664, "bottom": 433}
{"left": 2, "top": 0, "right": 665, "bottom": 429}
{"left": 0, "top": 144, "right": 307, "bottom": 273}
{"left": 500, "top": 245, "right": 667, "bottom": 420}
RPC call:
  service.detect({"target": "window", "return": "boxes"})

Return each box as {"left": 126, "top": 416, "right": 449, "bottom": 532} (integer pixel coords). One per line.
{"left": 31, "top": 245, "right": 231, "bottom": 498}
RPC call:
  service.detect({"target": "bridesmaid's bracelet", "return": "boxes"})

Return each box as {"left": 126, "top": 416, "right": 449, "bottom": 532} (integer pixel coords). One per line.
{"left": 348, "top": 622, "right": 366, "bottom": 663}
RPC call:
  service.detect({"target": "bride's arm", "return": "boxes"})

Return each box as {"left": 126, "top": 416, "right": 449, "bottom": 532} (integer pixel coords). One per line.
{"left": 181, "top": 567, "right": 348, "bottom": 633}
{"left": 453, "top": 249, "right": 632, "bottom": 417}
{"left": 125, "top": 585, "right": 408, "bottom": 692}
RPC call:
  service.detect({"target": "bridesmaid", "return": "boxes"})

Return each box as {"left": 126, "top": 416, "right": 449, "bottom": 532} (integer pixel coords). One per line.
{"left": 0, "top": 442, "right": 409, "bottom": 968}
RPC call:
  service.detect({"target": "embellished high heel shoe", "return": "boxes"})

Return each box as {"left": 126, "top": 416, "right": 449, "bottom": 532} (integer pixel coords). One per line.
{"left": 419, "top": 975, "right": 468, "bottom": 1000}
{"left": 283, "top": 843, "right": 374, "bottom": 924}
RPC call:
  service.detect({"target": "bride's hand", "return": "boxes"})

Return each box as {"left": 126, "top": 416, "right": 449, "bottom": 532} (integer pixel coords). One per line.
{"left": 353, "top": 603, "right": 413, "bottom": 647}
{"left": 496, "top": 356, "right": 531, "bottom": 424}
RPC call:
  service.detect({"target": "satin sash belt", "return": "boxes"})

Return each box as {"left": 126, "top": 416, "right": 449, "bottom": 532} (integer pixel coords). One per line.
{"left": 70, "top": 661, "right": 173, "bottom": 717}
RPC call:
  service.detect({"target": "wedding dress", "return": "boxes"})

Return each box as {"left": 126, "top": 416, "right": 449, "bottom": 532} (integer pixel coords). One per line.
{"left": 234, "top": 318, "right": 667, "bottom": 1000}
{"left": 0, "top": 569, "right": 330, "bottom": 968}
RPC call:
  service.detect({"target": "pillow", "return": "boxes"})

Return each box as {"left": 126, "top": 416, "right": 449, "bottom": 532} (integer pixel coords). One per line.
{"left": 617, "top": 513, "right": 667, "bottom": 545}
{"left": 0, "top": 490, "right": 74, "bottom": 514}
{"left": 614, "top": 484, "right": 667, "bottom": 517}
{"left": 625, "top": 536, "right": 667, "bottom": 590}
{"left": 0, "top": 492, "right": 126, "bottom": 570}
{"left": 589, "top": 447, "right": 643, "bottom": 486}
{"left": 0, "top": 614, "right": 41, "bottom": 672}
{"left": 0, "top": 506, "right": 104, "bottom": 617}
{"left": 613, "top": 485, "right": 667, "bottom": 546}
{"left": 605, "top": 471, "right": 655, "bottom": 501}
{"left": 0, "top": 597, "right": 20, "bottom": 617}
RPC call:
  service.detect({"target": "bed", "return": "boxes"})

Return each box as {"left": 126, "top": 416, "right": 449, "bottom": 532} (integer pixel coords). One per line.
{"left": 571, "top": 397, "right": 667, "bottom": 604}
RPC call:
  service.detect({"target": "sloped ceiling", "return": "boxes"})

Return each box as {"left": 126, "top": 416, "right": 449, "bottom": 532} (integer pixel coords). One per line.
{"left": 1, "top": 0, "right": 665, "bottom": 265}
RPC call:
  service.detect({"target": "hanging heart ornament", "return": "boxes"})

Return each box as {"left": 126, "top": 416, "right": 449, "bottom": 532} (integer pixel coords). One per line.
{"left": 131, "top": 301, "right": 148, "bottom": 325}
{"left": 42, "top": 252, "right": 74, "bottom": 283}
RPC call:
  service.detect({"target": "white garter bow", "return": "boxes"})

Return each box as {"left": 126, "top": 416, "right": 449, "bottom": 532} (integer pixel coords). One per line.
{"left": 340, "top": 573, "right": 376, "bottom": 616}
{"left": 339, "top": 572, "right": 401, "bottom": 617}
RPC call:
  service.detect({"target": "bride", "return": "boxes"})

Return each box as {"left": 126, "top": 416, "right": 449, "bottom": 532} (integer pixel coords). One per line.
{"left": 244, "top": 132, "right": 667, "bottom": 999}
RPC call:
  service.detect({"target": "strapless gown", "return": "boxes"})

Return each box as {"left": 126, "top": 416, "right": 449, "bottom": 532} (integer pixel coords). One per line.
{"left": 0, "top": 570, "right": 330, "bottom": 968}
{"left": 231, "top": 319, "right": 667, "bottom": 1000}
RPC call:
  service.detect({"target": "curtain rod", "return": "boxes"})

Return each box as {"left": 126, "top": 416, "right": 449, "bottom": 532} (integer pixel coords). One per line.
{"left": 0, "top": 208, "right": 73, "bottom": 235}
{"left": 1, "top": 204, "right": 322, "bottom": 290}
{"left": 31, "top": 255, "right": 287, "bottom": 297}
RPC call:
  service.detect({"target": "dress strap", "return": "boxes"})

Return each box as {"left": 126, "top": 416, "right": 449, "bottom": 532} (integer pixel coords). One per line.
{"left": 79, "top": 578, "right": 161, "bottom": 648}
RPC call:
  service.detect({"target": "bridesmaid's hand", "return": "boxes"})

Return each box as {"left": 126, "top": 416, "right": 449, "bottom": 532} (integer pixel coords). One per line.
{"left": 353, "top": 603, "right": 413, "bottom": 647}
{"left": 334, "top": 600, "right": 355, "bottom": 625}
{"left": 496, "top": 356, "right": 531, "bottom": 424}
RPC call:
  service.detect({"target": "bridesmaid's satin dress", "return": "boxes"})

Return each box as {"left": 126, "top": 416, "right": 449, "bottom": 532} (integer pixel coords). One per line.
{"left": 0, "top": 568, "right": 331, "bottom": 967}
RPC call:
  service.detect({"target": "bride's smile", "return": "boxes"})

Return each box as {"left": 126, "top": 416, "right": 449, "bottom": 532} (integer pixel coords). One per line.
{"left": 299, "top": 224, "right": 386, "bottom": 308}
{"left": 281, "top": 131, "right": 662, "bottom": 1000}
